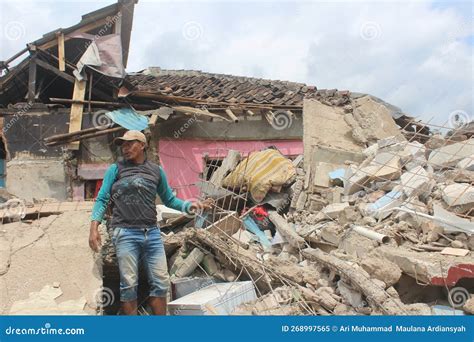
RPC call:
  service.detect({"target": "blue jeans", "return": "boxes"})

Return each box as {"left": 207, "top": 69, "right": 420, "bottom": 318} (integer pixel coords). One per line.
{"left": 111, "top": 227, "right": 170, "bottom": 302}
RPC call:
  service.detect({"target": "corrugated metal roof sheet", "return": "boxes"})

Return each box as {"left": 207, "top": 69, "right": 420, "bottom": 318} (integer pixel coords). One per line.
{"left": 105, "top": 108, "right": 149, "bottom": 131}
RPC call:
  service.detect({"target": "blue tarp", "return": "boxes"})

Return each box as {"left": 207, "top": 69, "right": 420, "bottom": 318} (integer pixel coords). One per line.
{"left": 105, "top": 108, "right": 149, "bottom": 131}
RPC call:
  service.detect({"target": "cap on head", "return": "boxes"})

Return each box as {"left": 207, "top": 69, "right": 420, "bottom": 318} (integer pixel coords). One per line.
{"left": 114, "top": 130, "right": 147, "bottom": 146}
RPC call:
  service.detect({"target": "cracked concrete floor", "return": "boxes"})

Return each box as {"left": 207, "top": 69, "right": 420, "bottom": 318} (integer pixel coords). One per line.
{"left": 0, "top": 210, "right": 102, "bottom": 315}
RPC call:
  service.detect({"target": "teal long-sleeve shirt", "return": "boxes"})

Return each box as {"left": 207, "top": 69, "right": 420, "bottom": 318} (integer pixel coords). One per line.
{"left": 91, "top": 163, "right": 191, "bottom": 222}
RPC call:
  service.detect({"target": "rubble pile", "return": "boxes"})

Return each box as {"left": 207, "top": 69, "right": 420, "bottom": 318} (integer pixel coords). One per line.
{"left": 156, "top": 130, "right": 474, "bottom": 316}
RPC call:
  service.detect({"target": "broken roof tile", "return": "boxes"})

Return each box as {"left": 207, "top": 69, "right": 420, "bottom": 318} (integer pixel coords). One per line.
{"left": 126, "top": 67, "right": 317, "bottom": 106}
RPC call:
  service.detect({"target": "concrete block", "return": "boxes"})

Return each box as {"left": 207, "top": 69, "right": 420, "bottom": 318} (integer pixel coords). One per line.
{"left": 321, "top": 202, "right": 350, "bottom": 219}
{"left": 360, "top": 256, "right": 402, "bottom": 287}
{"left": 303, "top": 99, "right": 364, "bottom": 168}
{"left": 378, "top": 246, "right": 474, "bottom": 286}
{"left": 428, "top": 139, "right": 474, "bottom": 169}
{"left": 361, "top": 152, "right": 401, "bottom": 181}
{"left": 337, "top": 280, "right": 364, "bottom": 308}
{"left": 343, "top": 166, "right": 370, "bottom": 195}
{"left": 312, "top": 162, "right": 340, "bottom": 188}
{"left": 457, "top": 155, "right": 474, "bottom": 171}
{"left": 442, "top": 183, "right": 474, "bottom": 206}
{"left": 400, "top": 166, "right": 431, "bottom": 197}
{"left": 175, "top": 248, "right": 205, "bottom": 278}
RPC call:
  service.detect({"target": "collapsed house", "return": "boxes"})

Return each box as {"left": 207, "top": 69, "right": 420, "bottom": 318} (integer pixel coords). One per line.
{"left": 0, "top": 1, "right": 472, "bottom": 315}
{"left": 0, "top": 0, "right": 426, "bottom": 203}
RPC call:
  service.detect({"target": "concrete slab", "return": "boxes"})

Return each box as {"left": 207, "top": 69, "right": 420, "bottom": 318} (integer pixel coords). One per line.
{"left": 457, "top": 155, "right": 474, "bottom": 171}
{"left": 428, "top": 139, "right": 474, "bottom": 169}
{"left": 378, "top": 246, "right": 473, "bottom": 286}
{"left": 303, "top": 99, "right": 364, "bottom": 168}
{"left": 400, "top": 166, "right": 431, "bottom": 197}
{"left": 312, "top": 162, "right": 341, "bottom": 189}
{"left": 442, "top": 183, "right": 474, "bottom": 206}
{"left": 321, "top": 202, "right": 350, "bottom": 219}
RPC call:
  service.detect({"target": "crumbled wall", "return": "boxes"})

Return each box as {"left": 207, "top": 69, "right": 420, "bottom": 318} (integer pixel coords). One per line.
{"left": 6, "top": 158, "right": 68, "bottom": 201}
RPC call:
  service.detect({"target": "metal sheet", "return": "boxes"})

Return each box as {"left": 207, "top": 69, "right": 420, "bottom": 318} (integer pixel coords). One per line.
{"left": 105, "top": 108, "right": 149, "bottom": 131}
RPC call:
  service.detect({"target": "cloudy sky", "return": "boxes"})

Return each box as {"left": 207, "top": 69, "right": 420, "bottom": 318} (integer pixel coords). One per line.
{"left": 0, "top": 0, "right": 472, "bottom": 126}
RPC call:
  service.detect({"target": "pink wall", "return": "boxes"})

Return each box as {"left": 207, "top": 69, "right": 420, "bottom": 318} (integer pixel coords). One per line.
{"left": 158, "top": 139, "right": 303, "bottom": 200}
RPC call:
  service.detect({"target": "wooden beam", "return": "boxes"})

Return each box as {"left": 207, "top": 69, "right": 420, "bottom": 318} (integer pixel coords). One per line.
{"left": 36, "top": 54, "right": 113, "bottom": 102}
{"left": 148, "top": 113, "right": 159, "bottom": 127}
{"left": 46, "top": 126, "right": 125, "bottom": 146}
{"left": 118, "top": 0, "right": 137, "bottom": 68}
{"left": 49, "top": 98, "right": 122, "bottom": 107}
{"left": 38, "top": 17, "right": 109, "bottom": 50}
{"left": 127, "top": 91, "right": 304, "bottom": 110}
{"left": 35, "top": 59, "right": 75, "bottom": 83}
{"left": 225, "top": 108, "right": 239, "bottom": 123}
{"left": 27, "top": 55, "right": 37, "bottom": 103}
{"left": 67, "top": 79, "right": 87, "bottom": 150}
{"left": 57, "top": 32, "right": 65, "bottom": 71}
{"left": 45, "top": 124, "right": 113, "bottom": 142}
{"left": 0, "top": 47, "right": 28, "bottom": 70}
{"left": 173, "top": 105, "right": 231, "bottom": 121}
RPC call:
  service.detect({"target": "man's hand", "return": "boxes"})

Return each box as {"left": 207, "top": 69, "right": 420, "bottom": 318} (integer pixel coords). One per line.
{"left": 89, "top": 221, "right": 102, "bottom": 252}
{"left": 189, "top": 198, "right": 215, "bottom": 213}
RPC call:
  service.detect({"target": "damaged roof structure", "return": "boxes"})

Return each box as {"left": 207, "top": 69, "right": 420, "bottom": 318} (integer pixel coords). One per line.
{"left": 0, "top": 1, "right": 472, "bottom": 316}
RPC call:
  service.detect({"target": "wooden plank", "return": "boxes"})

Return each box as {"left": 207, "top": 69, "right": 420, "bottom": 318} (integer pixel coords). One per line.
{"left": 172, "top": 106, "right": 230, "bottom": 121}
{"left": 148, "top": 113, "right": 159, "bottom": 127}
{"left": 49, "top": 97, "right": 127, "bottom": 107}
{"left": 57, "top": 33, "right": 65, "bottom": 71}
{"left": 27, "top": 56, "right": 37, "bottom": 103}
{"left": 35, "top": 59, "right": 74, "bottom": 83}
{"left": 46, "top": 126, "right": 124, "bottom": 146}
{"left": 38, "top": 17, "right": 108, "bottom": 50}
{"left": 206, "top": 212, "right": 242, "bottom": 237}
{"left": 440, "top": 247, "right": 470, "bottom": 256}
{"left": 1, "top": 47, "right": 28, "bottom": 70}
{"left": 67, "top": 79, "right": 87, "bottom": 150}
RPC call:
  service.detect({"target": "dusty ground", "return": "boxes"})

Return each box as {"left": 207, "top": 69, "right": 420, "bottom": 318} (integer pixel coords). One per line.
{"left": 0, "top": 211, "right": 101, "bottom": 314}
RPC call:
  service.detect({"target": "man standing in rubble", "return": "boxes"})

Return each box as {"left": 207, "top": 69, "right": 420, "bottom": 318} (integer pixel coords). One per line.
{"left": 88, "top": 130, "right": 212, "bottom": 315}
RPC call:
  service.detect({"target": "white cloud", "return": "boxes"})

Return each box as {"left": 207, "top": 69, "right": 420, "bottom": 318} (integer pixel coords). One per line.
{"left": 1, "top": 0, "right": 472, "bottom": 125}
